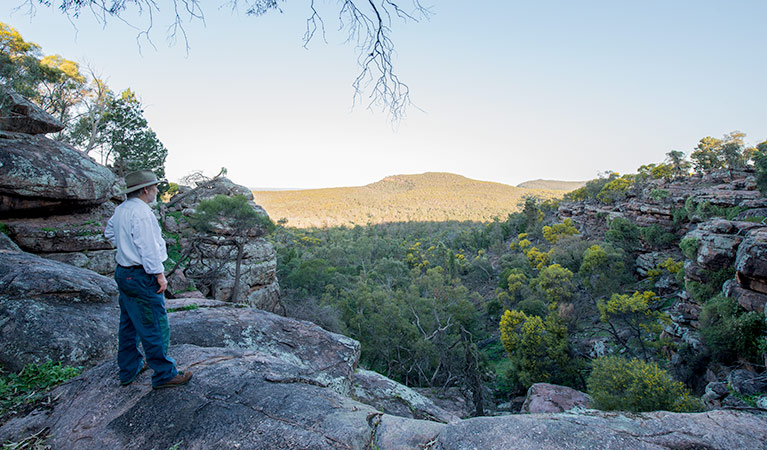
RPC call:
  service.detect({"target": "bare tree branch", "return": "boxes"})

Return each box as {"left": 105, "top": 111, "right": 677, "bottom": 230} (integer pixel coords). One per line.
{"left": 20, "top": 0, "right": 430, "bottom": 121}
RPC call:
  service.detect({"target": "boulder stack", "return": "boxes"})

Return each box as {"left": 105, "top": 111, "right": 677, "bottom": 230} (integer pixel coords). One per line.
{"left": 163, "top": 177, "right": 280, "bottom": 312}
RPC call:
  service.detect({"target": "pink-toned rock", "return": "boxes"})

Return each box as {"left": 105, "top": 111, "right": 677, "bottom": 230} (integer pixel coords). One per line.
{"left": 724, "top": 280, "right": 767, "bottom": 313}
{"left": 735, "top": 228, "right": 767, "bottom": 295}
{"left": 520, "top": 383, "right": 591, "bottom": 413}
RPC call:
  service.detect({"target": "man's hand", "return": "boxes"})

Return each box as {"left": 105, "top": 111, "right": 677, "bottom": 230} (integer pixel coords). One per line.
{"left": 156, "top": 273, "right": 168, "bottom": 294}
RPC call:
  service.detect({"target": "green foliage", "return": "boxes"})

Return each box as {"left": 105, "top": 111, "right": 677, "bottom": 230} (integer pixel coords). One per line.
{"left": 0, "top": 361, "right": 81, "bottom": 417}
{"left": 587, "top": 356, "right": 701, "bottom": 412}
{"left": 597, "top": 175, "right": 634, "bottom": 204}
{"left": 699, "top": 294, "right": 766, "bottom": 364}
{"left": 679, "top": 237, "right": 700, "bottom": 260}
{"left": 505, "top": 268, "right": 528, "bottom": 300}
{"left": 578, "top": 243, "right": 626, "bottom": 297}
{"left": 639, "top": 224, "right": 677, "bottom": 249}
{"left": 542, "top": 218, "right": 579, "bottom": 243}
{"left": 597, "top": 291, "right": 671, "bottom": 360}
{"left": 649, "top": 163, "right": 674, "bottom": 181}
{"left": 684, "top": 267, "right": 734, "bottom": 302}
{"left": 605, "top": 217, "right": 640, "bottom": 251}
{"left": 499, "top": 309, "right": 578, "bottom": 392}
{"left": 665, "top": 150, "right": 690, "bottom": 177}
{"left": 71, "top": 89, "right": 167, "bottom": 178}
{"left": 691, "top": 136, "right": 725, "bottom": 172}
{"left": 190, "top": 194, "right": 274, "bottom": 235}
{"left": 0, "top": 222, "right": 9, "bottom": 236}
{"left": 682, "top": 198, "right": 744, "bottom": 222}
{"left": 166, "top": 303, "right": 200, "bottom": 312}
{"left": 534, "top": 264, "right": 574, "bottom": 303}
{"left": 649, "top": 189, "right": 670, "bottom": 200}
{"left": 516, "top": 298, "right": 548, "bottom": 318}
{"left": 754, "top": 142, "right": 767, "bottom": 195}
{"left": 564, "top": 172, "right": 615, "bottom": 202}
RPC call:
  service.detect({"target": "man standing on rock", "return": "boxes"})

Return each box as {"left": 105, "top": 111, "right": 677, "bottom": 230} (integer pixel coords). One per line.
{"left": 105, "top": 170, "right": 192, "bottom": 389}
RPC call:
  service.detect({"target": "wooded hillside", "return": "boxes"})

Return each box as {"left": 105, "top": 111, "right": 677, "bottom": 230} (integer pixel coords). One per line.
{"left": 252, "top": 172, "right": 569, "bottom": 228}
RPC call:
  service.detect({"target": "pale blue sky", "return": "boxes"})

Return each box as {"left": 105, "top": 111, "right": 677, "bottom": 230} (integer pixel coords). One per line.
{"left": 5, "top": 1, "right": 766, "bottom": 188}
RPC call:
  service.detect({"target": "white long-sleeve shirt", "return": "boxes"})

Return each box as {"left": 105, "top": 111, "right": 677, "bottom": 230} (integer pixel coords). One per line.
{"left": 104, "top": 198, "right": 168, "bottom": 275}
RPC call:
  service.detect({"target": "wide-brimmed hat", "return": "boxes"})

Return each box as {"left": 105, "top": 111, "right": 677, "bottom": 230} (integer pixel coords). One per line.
{"left": 119, "top": 170, "right": 166, "bottom": 195}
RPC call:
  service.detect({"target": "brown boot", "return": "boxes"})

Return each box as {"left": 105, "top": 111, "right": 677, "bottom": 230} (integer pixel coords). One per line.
{"left": 152, "top": 370, "right": 193, "bottom": 389}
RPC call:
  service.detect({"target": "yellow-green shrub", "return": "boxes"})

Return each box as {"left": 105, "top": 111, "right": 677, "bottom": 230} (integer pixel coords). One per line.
{"left": 587, "top": 356, "right": 701, "bottom": 412}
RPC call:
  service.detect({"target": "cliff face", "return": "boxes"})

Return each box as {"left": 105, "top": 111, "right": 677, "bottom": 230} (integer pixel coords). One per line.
{"left": 559, "top": 169, "right": 767, "bottom": 396}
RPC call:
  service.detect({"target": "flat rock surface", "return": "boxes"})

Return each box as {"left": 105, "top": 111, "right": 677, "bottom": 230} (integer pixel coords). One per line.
{"left": 432, "top": 409, "right": 767, "bottom": 450}
{"left": 169, "top": 306, "right": 360, "bottom": 395}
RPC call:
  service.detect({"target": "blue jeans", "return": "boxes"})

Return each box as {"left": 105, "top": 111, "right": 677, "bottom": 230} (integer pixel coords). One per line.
{"left": 115, "top": 266, "right": 178, "bottom": 386}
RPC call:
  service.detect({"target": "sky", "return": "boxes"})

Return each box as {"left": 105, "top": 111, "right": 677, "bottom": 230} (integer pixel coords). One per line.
{"left": 4, "top": 1, "right": 767, "bottom": 189}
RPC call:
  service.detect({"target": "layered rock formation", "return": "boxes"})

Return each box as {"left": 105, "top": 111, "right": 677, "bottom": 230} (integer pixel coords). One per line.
{"left": 3, "top": 300, "right": 767, "bottom": 449}
{"left": 0, "top": 88, "right": 118, "bottom": 275}
{"left": 163, "top": 177, "right": 281, "bottom": 312}
{"left": 0, "top": 233, "right": 118, "bottom": 372}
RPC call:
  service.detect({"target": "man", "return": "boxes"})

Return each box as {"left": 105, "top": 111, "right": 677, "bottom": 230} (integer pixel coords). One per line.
{"left": 105, "top": 170, "right": 192, "bottom": 389}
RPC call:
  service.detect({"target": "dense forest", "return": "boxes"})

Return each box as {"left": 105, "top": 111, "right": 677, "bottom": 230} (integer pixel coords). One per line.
{"left": 270, "top": 133, "right": 767, "bottom": 414}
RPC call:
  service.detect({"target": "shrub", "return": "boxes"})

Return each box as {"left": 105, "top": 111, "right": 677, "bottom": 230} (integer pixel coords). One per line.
{"left": 699, "top": 294, "right": 766, "bottom": 364}
{"left": 605, "top": 217, "right": 640, "bottom": 251}
{"left": 542, "top": 218, "right": 579, "bottom": 243}
{"left": 597, "top": 175, "right": 634, "bottom": 204}
{"left": 517, "top": 297, "right": 548, "bottom": 318}
{"left": 597, "top": 291, "right": 670, "bottom": 360}
{"left": 190, "top": 194, "right": 275, "bottom": 235}
{"left": 0, "top": 361, "right": 81, "bottom": 416}
{"left": 754, "top": 146, "right": 767, "bottom": 195}
{"left": 649, "top": 188, "right": 670, "bottom": 200}
{"left": 587, "top": 355, "right": 701, "bottom": 412}
{"left": 499, "top": 309, "right": 578, "bottom": 392}
{"left": 640, "top": 224, "right": 677, "bottom": 249}
{"left": 679, "top": 237, "right": 700, "bottom": 260}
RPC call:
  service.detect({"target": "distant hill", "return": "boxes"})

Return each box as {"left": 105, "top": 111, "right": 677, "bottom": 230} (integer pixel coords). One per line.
{"left": 517, "top": 179, "right": 586, "bottom": 191}
{"left": 252, "top": 172, "right": 567, "bottom": 228}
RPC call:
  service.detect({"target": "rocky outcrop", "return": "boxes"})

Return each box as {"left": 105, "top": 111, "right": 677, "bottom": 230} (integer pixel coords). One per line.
{"left": 520, "top": 383, "right": 591, "bottom": 413}
{"left": 168, "top": 306, "right": 359, "bottom": 395}
{"left": 735, "top": 228, "right": 767, "bottom": 298}
{"left": 0, "top": 131, "right": 116, "bottom": 216}
{"left": 559, "top": 169, "right": 767, "bottom": 241}
{"left": 0, "top": 86, "right": 64, "bottom": 135}
{"left": 352, "top": 368, "right": 459, "bottom": 423}
{"left": 164, "top": 177, "right": 280, "bottom": 312}
{"left": 4, "top": 301, "right": 767, "bottom": 449}
{"left": 0, "top": 244, "right": 118, "bottom": 372}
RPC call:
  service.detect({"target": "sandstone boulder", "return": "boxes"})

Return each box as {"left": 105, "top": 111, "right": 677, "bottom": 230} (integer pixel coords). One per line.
{"left": 168, "top": 306, "right": 359, "bottom": 395}
{"left": 0, "top": 247, "right": 118, "bottom": 372}
{"left": 0, "top": 131, "right": 116, "bottom": 216}
{"left": 723, "top": 280, "right": 767, "bottom": 313}
{"left": 164, "top": 177, "right": 280, "bottom": 311}
{"left": 728, "top": 369, "right": 767, "bottom": 396}
{"left": 0, "top": 87, "right": 64, "bottom": 135}
{"left": 352, "top": 368, "right": 459, "bottom": 423}
{"left": 735, "top": 228, "right": 767, "bottom": 295}
{"left": 520, "top": 383, "right": 591, "bottom": 413}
